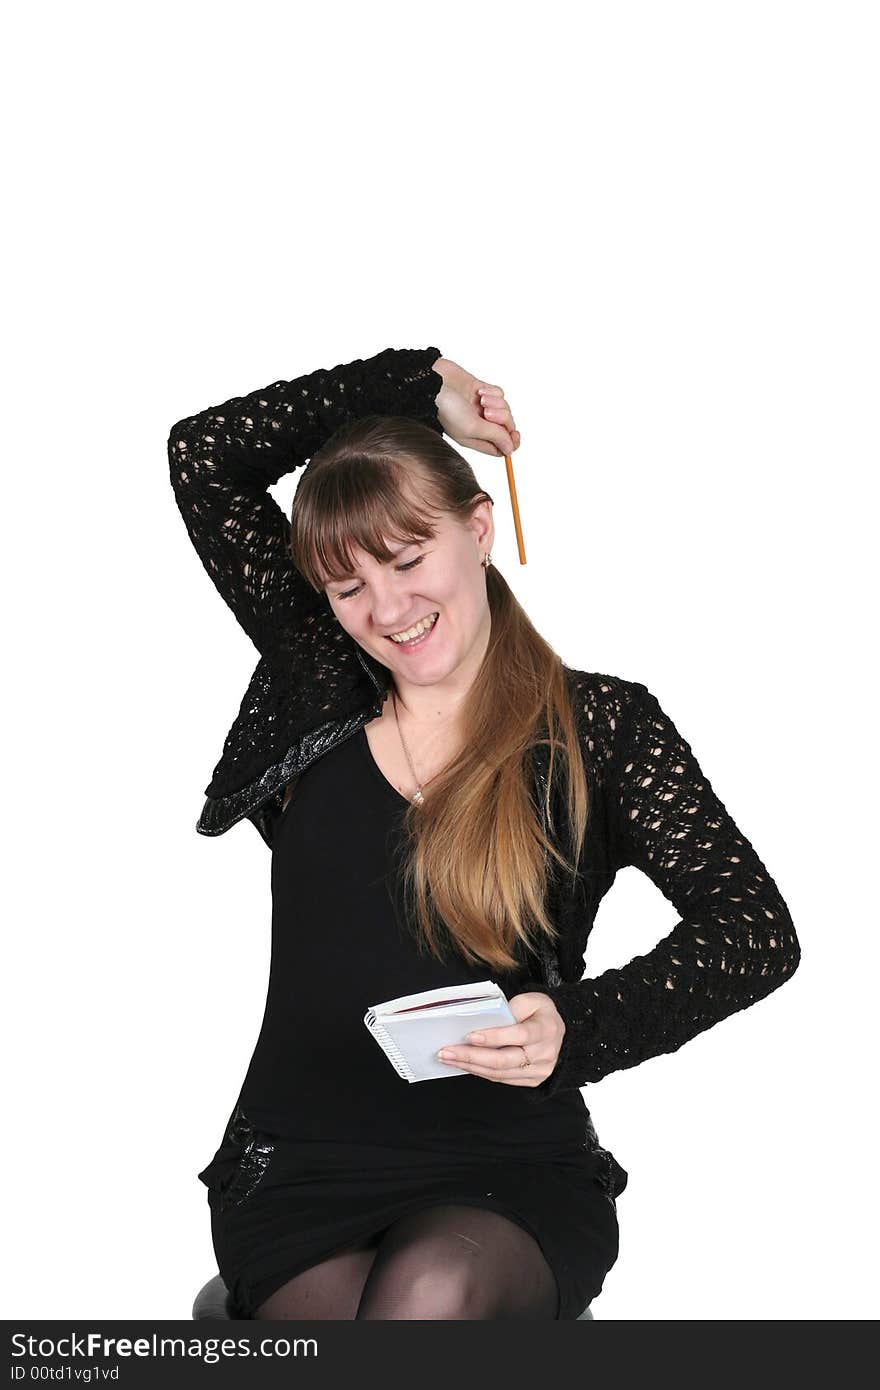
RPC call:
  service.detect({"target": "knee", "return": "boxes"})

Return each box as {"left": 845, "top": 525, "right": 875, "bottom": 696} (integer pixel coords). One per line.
{"left": 384, "top": 1261, "right": 486, "bottom": 1321}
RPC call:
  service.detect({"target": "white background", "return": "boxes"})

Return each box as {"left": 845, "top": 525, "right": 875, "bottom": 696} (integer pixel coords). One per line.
{"left": 6, "top": 0, "right": 877, "bottom": 1321}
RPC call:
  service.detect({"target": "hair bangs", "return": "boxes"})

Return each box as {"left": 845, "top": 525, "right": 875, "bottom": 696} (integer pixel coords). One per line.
{"left": 295, "top": 456, "right": 445, "bottom": 591}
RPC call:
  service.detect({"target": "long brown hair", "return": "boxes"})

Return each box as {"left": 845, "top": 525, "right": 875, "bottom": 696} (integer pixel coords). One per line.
{"left": 288, "top": 415, "right": 589, "bottom": 972}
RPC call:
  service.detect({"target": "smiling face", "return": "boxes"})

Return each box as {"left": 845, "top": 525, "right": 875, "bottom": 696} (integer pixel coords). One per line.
{"left": 321, "top": 498, "right": 495, "bottom": 692}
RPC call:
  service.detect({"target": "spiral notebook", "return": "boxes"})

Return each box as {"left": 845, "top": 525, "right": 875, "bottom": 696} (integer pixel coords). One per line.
{"left": 363, "top": 980, "right": 516, "bottom": 1083}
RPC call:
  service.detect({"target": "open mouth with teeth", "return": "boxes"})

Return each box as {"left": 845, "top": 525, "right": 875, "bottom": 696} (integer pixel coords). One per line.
{"left": 385, "top": 611, "right": 440, "bottom": 649}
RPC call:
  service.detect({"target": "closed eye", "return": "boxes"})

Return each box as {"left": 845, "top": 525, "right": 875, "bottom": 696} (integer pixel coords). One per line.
{"left": 338, "top": 555, "right": 424, "bottom": 601}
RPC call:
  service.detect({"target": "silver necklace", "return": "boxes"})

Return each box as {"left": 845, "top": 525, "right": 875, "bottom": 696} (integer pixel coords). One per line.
{"left": 391, "top": 687, "right": 427, "bottom": 806}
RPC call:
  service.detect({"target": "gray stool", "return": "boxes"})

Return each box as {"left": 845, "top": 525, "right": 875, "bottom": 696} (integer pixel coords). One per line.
{"left": 192, "top": 1273, "right": 593, "bottom": 1320}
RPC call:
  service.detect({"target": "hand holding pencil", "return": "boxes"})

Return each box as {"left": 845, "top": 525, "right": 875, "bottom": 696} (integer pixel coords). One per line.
{"left": 433, "top": 357, "right": 527, "bottom": 564}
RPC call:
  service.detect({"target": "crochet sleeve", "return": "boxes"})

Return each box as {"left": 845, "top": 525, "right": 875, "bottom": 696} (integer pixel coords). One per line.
{"left": 524, "top": 680, "right": 801, "bottom": 1096}
{"left": 167, "top": 346, "right": 445, "bottom": 655}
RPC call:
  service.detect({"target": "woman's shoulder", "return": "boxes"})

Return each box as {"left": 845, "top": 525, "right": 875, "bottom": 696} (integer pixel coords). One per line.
{"left": 562, "top": 665, "right": 646, "bottom": 719}
{"left": 560, "top": 665, "right": 653, "bottom": 769}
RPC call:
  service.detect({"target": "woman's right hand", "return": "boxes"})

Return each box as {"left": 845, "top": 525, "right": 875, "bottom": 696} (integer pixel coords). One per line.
{"left": 432, "top": 357, "right": 521, "bottom": 457}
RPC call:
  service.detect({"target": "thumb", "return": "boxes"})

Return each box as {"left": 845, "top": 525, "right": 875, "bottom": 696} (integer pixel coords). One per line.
{"left": 508, "top": 991, "right": 548, "bottom": 1022}
{"left": 469, "top": 421, "right": 517, "bottom": 457}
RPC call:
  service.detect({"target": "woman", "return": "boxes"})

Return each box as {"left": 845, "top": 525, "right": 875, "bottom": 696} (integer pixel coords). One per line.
{"left": 169, "top": 346, "right": 800, "bottom": 1320}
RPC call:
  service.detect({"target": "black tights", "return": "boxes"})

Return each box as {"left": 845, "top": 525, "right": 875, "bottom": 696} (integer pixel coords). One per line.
{"left": 253, "top": 1203, "right": 560, "bottom": 1320}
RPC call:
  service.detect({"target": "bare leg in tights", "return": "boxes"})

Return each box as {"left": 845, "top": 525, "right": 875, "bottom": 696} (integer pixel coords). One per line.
{"left": 253, "top": 1235, "right": 381, "bottom": 1320}
{"left": 253, "top": 1203, "right": 560, "bottom": 1321}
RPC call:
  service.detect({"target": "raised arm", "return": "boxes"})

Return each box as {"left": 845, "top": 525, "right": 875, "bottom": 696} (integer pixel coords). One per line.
{"left": 167, "top": 346, "right": 444, "bottom": 655}
{"left": 528, "top": 679, "right": 801, "bottom": 1095}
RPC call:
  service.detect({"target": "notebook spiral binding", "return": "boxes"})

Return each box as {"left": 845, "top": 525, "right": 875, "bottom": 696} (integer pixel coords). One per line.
{"left": 363, "top": 1008, "right": 416, "bottom": 1082}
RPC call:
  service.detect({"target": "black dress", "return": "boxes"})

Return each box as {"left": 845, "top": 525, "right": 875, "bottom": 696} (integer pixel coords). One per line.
{"left": 197, "top": 726, "right": 625, "bottom": 1319}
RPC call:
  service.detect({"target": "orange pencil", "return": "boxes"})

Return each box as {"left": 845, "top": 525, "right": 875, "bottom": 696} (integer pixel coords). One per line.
{"left": 504, "top": 454, "right": 527, "bottom": 564}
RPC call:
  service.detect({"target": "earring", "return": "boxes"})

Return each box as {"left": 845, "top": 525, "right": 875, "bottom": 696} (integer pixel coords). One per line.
{"left": 482, "top": 552, "right": 493, "bottom": 569}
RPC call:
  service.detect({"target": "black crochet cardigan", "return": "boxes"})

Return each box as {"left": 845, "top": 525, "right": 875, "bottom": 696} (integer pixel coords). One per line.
{"left": 168, "top": 345, "right": 801, "bottom": 1098}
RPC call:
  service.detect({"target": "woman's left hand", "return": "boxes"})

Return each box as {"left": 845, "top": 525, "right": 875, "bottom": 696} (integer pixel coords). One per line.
{"left": 436, "top": 992, "right": 565, "bottom": 1087}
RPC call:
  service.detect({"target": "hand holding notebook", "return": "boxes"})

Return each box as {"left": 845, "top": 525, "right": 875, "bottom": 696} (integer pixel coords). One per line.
{"left": 364, "top": 981, "right": 517, "bottom": 1083}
